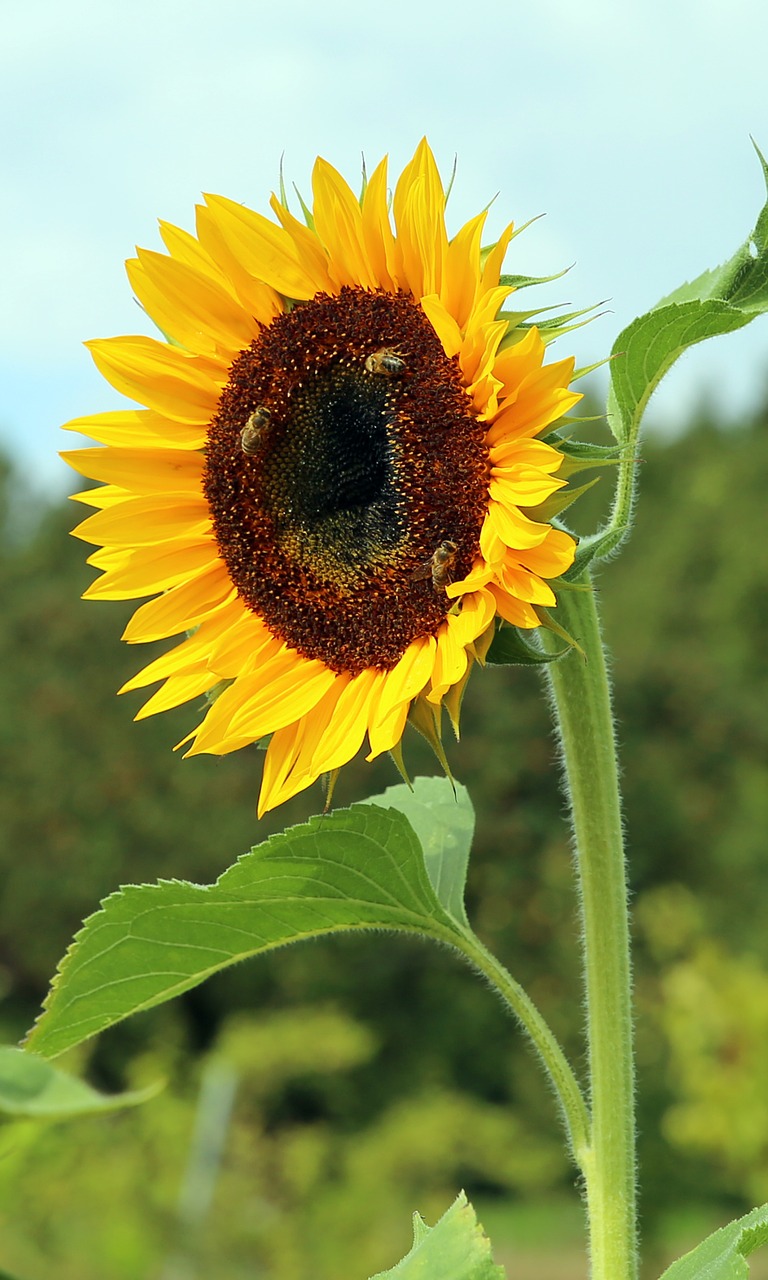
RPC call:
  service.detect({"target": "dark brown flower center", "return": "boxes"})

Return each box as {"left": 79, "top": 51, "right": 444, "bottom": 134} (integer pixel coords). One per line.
{"left": 204, "top": 287, "right": 489, "bottom": 675}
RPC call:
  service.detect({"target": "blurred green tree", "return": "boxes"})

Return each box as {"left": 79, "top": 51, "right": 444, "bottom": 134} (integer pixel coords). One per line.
{"left": 1, "top": 394, "right": 767, "bottom": 1273}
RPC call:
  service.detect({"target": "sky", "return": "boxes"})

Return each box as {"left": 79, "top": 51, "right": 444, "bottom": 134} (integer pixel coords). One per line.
{"left": 3, "top": 0, "right": 768, "bottom": 493}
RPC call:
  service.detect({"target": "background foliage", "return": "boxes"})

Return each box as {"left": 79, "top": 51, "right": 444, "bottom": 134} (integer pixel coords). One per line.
{"left": 1, "top": 391, "right": 768, "bottom": 1277}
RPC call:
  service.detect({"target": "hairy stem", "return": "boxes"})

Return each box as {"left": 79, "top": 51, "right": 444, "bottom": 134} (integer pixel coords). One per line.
{"left": 453, "top": 926, "right": 590, "bottom": 1165}
{"left": 542, "top": 577, "right": 637, "bottom": 1280}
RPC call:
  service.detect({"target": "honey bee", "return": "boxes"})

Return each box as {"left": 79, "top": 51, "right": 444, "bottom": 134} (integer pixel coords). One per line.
{"left": 365, "top": 347, "right": 406, "bottom": 377}
{"left": 240, "top": 406, "right": 271, "bottom": 456}
{"left": 411, "top": 539, "right": 458, "bottom": 593}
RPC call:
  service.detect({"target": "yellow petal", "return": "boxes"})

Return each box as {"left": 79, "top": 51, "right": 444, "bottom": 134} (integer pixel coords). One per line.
{"left": 306, "top": 668, "right": 384, "bottom": 776}
{"left": 488, "top": 584, "right": 539, "bottom": 629}
{"left": 135, "top": 670, "right": 222, "bottom": 720}
{"left": 441, "top": 210, "right": 487, "bottom": 330}
{"left": 497, "top": 560, "right": 557, "bottom": 606}
{"left": 516, "top": 528, "right": 576, "bottom": 578}
{"left": 61, "top": 408, "right": 206, "bottom": 450}
{"left": 86, "top": 336, "right": 222, "bottom": 424}
{"left": 361, "top": 156, "right": 398, "bottom": 290}
{"left": 121, "top": 564, "right": 234, "bottom": 643}
{"left": 311, "top": 157, "right": 377, "bottom": 289}
{"left": 120, "top": 602, "right": 244, "bottom": 691}
{"left": 84, "top": 538, "right": 218, "bottom": 599}
{"left": 194, "top": 202, "right": 284, "bottom": 324}
{"left": 61, "top": 447, "right": 204, "bottom": 496}
{"left": 188, "top": 649, "right": 336, "bottom": 755}
{"left": 158, "top": 219, "right": 224, "bottom": 278}
{"left": 489, "top": 469, "right": 565, "bottom": 507}
{"left": 393, "top": 139, "right": 448, "bottom": 298}
{"left": 446, "top": 558, "right": 494, "bottom": 598}
{"left": 373, "top": 635, "right": 436, "bottom": 727}
{"left": 269, "top": 194, "right": 335, "bottom": 292}
{"left": 481, "top": 221, "right": 516, "bottom": 290}
{"left": 487, "top": 499, "right": 552, "bottom": 550}
{"left": 72, "top": 494, "right": 211, "bottom": 547}
{"left": 127, "top": 249, "right": 257, "bottom": 356}
{"left": 492, "top": 327, "right": 547, "bottom": 402}
{"left": 257, "top": 718, "right": 309, "bottom": 815}
{"left": 203, "top": 194, "right": 323, "bottom": 299}
{"left": 419, "top": 294, "right": 463, "bottom": 359}
{"left": 69, "top": 483, "right": 130, "bottom": 510}
{"left": 427, "top": 619, "right": 470, "bottom": 705}
{"left": 207, "top": 612, "right": 280, "bottom": 679}
{"left": 489, "top": 438, "right": 565, "bottom": 472}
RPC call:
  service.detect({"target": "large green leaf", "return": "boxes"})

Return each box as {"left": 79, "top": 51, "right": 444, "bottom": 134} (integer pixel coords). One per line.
{"left": 579, "top": 142, "right": 768, "bottom": 573}
{"left": 0, "top": 1047, "right": 159, "bottom": 1117}
{"left": 27, "top": 782, "right": 472, "bottom": 1059}
{"left": 371, "top": 778, "right": 473, "bottom": 927}
{"left": 370, "top": 1192, "right": 505, "bottom": 1280}
{"left": 657, "top": 1203, "right": 768, "bottom": 1280}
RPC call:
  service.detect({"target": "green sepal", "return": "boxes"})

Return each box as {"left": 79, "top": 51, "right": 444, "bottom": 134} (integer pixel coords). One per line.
{"left": 486, "top": 622, "right": 569, "bottom": 667}
{"left": 553, "top": 436, "right": 622, "bottom": 465}
{"left": 292, "top": 182, "right": 315, "bottom": 230}
{"left": 480, "top": 214, "right": 544, "bottom": 273}
{"left": 443, "top": 662, "right": 473, "bottom": 738}
{"left": 369, "top": 1191, "right": 505, "bottom": 1280}
{"left": 564, "top": 537, "right": 609, "bottom": 581}
{"left": 388, "top": 738, "right": 413, "bottom": 788}
{"left": 444, "top": 154, "right": 458, "bottom": 204}
{"left": 498, "top": 304, "right": 563, "bottom": 336}
{"left": 499, "top": 266, "right": 570, "bottom": 290}
{"left": 321, "top": 768, "right": 341, "bottom": 811}
{"left": 499, "top": 302, "right": 605, "bottom": 355}
{"left": 572, "top": 355, "right": 613, "bottom": 381}
{"left": 521, "top": 474, "right": 600, "bottom": 522}
{"left": 527, "top": 302, "right": 609, "bottom": 344}
{"left": 407, "top": 697, "right": 456, "bottom": 788}
{"left": 656, "top": 1202, "right": 768, "bottom": 1280}
{"left": 534, "top": 604, "right": 585, "bottom": 659}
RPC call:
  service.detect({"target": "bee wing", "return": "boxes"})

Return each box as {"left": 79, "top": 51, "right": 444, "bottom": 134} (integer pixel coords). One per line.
{"left": 410, "top": 561, "right": 434, "bottom": 582}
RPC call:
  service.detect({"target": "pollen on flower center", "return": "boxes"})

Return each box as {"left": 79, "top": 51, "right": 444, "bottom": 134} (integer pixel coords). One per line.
{"left": 260, "top": 358, "right": 406, "bottom": 587}
{"left": 204, "top": 287, "right": 490, "bottom": 674}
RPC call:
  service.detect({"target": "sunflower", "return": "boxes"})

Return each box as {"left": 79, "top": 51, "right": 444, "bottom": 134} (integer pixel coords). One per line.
{"left": 62, "top": 140, "right": 582, "bottom": 815}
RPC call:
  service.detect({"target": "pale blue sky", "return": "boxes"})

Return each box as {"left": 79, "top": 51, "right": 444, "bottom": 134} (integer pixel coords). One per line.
{"left": 3, "top": 0, "right": 768, "bottom": 492}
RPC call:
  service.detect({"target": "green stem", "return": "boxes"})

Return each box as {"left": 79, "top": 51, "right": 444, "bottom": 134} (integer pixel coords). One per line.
{"left": 541, "top": 576, "right": 637, "bottom": 1280}
{"left": 453, "top": 926, "right": 590, "bottom": 1165}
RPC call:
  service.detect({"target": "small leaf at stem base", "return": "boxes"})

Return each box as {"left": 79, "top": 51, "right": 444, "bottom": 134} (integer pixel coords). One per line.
{"left": 369, "top": 1191, "right": 506, "bottom": 1280}
{"left": 656, "top": 1202, "right": 768, "bottom": 1280}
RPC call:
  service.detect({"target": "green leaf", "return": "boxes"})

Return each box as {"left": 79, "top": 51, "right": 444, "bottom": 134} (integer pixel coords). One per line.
{"left": 609, "top": 299, "right": 754, "bottom": 448}
{"left": 0, "top": 1047, "right": 160, "bottom": 1117}
{"left": 369, "top": 1191, "right": 505, "bottom": 1280}
{"left": 499, "top": 267, "right": 569, "bottom": 290}
{"left": 486, "top": 623, "right": 568, "bottom": 667}
{"left": 657, "top": 1203, "right": 768, "bottom": 1280}
{"left": 370, "top": 777, "right": 474, "bottom": 927}
{"left": 589, "top": 141, "right": 768, "bottom": 567}
{"left": 555, "top": 437, "right": 622, "bottom": 466}
{"left": 27, "top": 799, "right": 468, "bottom": 1059}
{"left": 611, "top": 142, "right": 768, "bottom": 447}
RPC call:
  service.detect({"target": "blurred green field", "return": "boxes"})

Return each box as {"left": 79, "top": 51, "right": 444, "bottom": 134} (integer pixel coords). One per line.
{"left": 2, "top": 395, "right": 768, "bottom": 1277}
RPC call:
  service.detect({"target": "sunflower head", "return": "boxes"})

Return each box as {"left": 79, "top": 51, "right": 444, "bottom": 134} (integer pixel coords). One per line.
{"left": 63, "top": 140, "right": 585, "bottom": 815}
